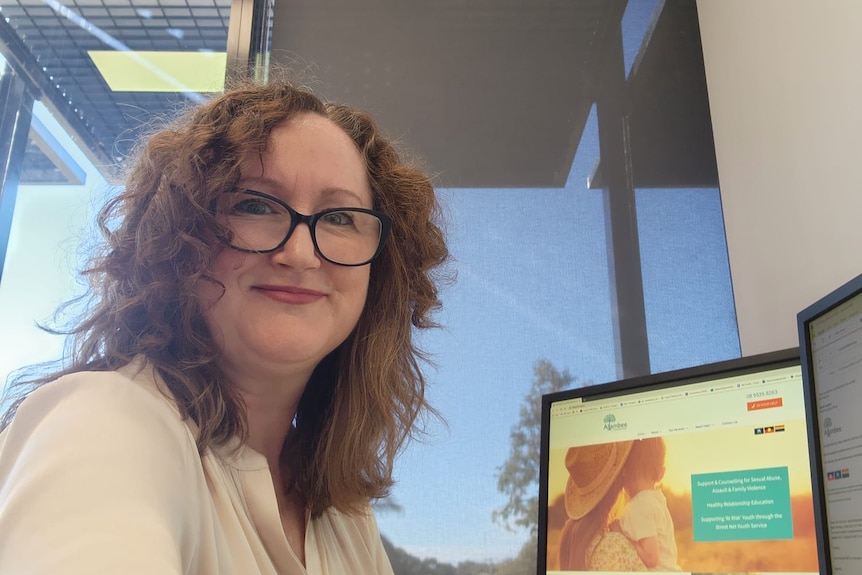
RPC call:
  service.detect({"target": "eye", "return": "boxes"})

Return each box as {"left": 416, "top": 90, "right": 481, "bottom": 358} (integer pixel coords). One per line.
{"left": 232, "top": 197, "right": 276, "bottom": 216}
{"left": 320, "top": 211, "right": 357, "bottom": 226}
{"left": 219, "top": 191, "right": 286, "bottom": 217}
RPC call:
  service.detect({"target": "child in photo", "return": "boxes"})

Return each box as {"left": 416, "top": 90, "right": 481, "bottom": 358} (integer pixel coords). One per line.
{"left": 611, "top": 437, "right": 682, "bottom": 572}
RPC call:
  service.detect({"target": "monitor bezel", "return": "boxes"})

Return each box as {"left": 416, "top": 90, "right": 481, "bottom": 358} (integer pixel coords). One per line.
{"left": 536, "top": 347, "right": 804, "bottom": 575}
{"left": 796, "top": 272, "right": 862, "bottom": 575}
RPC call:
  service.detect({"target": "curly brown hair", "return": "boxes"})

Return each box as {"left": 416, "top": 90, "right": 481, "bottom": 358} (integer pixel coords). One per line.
{"left": 0, "top": 78, "right": 450, "bottom": 517}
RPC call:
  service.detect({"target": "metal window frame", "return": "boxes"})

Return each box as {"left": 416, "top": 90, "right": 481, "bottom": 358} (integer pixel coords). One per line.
{"left": 227, "top": 0, "right": 273, "bottom": 81}
{"left": 0, "top": 0, "right": 270, "bottom": 284}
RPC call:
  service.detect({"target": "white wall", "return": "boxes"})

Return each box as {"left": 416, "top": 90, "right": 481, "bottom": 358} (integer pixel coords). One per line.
{"left": 697, "top": 0, "right": 862, "bottom": 355}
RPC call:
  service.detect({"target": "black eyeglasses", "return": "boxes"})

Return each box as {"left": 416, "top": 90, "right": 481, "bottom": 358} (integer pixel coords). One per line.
{"left": 214, "top": 189, "right": 391, "bottom": 266}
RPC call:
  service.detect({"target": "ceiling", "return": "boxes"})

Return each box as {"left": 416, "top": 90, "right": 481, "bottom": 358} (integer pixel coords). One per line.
{"left": 0, "top": 0, "right": 231, "bottom": 184}
{"left": 271, "top": 0, "right": 718, "bottom": 189}
{"left": 0, "top": 0, "right": 717, "bottom": 190}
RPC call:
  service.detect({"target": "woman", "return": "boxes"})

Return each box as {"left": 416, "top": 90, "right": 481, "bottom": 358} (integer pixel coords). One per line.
{"left": 558, "top": 441, "right": 646, "bottom": 571}
{"left": 0, "top": 78, "right": 448, "bottom": 573}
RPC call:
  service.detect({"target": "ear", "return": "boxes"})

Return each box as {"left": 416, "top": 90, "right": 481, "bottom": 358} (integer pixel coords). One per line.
{"left": 657, "top": 466, "right": 666, "bottom": 482}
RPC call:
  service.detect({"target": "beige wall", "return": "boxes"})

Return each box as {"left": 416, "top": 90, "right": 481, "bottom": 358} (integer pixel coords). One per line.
{"left": 697, "top": 0, "right": 862, "bottom": 355}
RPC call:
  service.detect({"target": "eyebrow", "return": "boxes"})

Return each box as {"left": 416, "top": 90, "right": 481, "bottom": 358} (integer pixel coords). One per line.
{"left": 238, "top": 176, "right": 370, "bottom": 206}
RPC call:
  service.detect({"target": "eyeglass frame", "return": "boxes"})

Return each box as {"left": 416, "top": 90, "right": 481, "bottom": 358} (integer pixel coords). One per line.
{"left": 214, "top": 189, "right": 392, "bottom": 267}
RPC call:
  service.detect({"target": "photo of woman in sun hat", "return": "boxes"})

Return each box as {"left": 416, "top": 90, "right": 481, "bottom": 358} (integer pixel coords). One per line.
{"left": 557, "top": 440, "right": 647, "bottom": 571}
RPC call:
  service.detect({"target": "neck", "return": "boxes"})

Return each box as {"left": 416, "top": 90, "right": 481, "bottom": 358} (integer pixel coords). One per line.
{"left": 228, "top": 366, "right": 310, "bottom": 468}
{"left": 628, "top": 478, "right": 656, "bottom": 497}
{"left": 245, "top": 394, "right": 300, "bottom": 467}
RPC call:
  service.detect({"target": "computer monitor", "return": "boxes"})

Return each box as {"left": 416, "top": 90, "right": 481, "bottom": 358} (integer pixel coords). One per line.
{"left": 537, "top": 348, "right": 822, "bottom": 574}
{"left": 798, "top": 272, "right": 862, "bottom": 575}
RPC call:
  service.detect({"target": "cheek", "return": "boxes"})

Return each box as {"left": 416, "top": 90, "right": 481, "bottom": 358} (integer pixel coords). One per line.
{"left": 210, "top": 250, "right": 249, "bottom": 286}
{"left": 337, "top": 267, "right": 371, "bottom": 320}
{"left": 197, "top": 250, "right": 247, "bottom": 310}
{"left": 351, "top": 268, "right": 372, "bottom": 303}
{"left": 196, "top": 277, "right": 224, "bottom": 312}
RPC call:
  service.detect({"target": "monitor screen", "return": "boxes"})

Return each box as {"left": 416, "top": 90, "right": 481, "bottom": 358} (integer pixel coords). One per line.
{"left": 798, "top": 272, "right": 862, "bottom": 575}
{"left": 537, "top": 348, "right": 821, "bottom": 575}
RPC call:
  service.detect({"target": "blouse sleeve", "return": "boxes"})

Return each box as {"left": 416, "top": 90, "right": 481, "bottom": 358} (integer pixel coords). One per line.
{"left": 309, "top": 504, "right": 395, "bottom": 574}
{"left": 0, "top": 371, "right": 202, "bottom": 575}
{"left": 367, "top": 509, "right": 395, "bottom": 575}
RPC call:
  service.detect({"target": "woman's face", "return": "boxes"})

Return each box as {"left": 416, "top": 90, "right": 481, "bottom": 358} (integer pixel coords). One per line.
{"left": 198, "top": 113, "right": 373, "bottom": 385}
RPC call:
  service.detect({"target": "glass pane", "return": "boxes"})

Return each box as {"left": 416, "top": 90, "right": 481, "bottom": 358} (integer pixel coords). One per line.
{"left": 0, "top": 0, "right": 231, "bottom": 168}
{"left": 0, "top": 101, "right": 105, "bottom": 384}
{"left": 375, "top": 106, "right": 618, "bottom": 564}
{"left": 267, "top": 0, "right": 741, "bottom": 569}
{"left": 0, "top": 0, "right": 233, "bottom": 378}
{"left": 637, "top": 187, "right": 741, "bottom": 373}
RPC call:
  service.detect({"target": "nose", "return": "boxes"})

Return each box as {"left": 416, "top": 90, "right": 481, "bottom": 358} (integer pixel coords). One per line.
{"left": 270, "top": 222, "right": 321, "bottom": 270}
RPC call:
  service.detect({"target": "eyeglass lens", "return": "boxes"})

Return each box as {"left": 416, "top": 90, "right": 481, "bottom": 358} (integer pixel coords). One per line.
{"left": 215, "top": 191, "right": 384, "bottom": 265}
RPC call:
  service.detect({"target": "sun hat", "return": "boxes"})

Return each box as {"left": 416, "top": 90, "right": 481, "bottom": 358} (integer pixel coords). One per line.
{"left": 564, "top": 440, "right": 634, "bottom": 520}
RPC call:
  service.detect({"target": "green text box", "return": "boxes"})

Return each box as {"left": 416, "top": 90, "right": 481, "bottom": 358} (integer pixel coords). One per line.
{"left": 691, "top": 467, "right": 793, "bottom": 542}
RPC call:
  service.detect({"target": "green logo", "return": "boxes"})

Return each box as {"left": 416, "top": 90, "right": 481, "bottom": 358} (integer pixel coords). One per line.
{"left": 824, "top": 417, "right": 842, "bottom": 437}
{"left": 603, "top": 413, "right": 627, "bottom": 431}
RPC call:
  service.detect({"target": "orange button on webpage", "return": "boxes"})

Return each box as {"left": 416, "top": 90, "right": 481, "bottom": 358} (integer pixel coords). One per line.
{"left": 747, "top": 397, "right": 783, "bottom": 411}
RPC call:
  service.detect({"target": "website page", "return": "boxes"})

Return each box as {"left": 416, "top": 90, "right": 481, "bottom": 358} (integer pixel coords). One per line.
{"left": 545, "top": 365, "right": 818, "bottom": 575}
{"left": 810, "top": 292, "right": 862, "bottom": 574}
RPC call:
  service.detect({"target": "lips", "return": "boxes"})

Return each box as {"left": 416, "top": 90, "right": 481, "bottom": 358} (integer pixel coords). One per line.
{"left": 252, "top": 284, "right": 326, "bottom": 305}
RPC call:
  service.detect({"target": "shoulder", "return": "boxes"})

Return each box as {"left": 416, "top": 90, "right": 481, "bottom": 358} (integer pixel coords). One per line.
{"left": 23, "top": 359, "right": 178, "bottom": 413}
{"left": 629, "top": 488, "right": 662, "bottom": 509}
{"left": 0, "top": 363, "right": 205, "bottom": 573}
{"left": 638, "top": 488, "right": 667, "bottom": 507}
{"left": 0, "top": 360, "right": 199, "bottom": 490}
{"left": 6, "top": 360, "right": 189, "bottom": 447}
{"left": 314, "top": 504, "right": 384, "bottom": 545}
{"left": 311, "top": 505, "right": 393, "bottom": 573}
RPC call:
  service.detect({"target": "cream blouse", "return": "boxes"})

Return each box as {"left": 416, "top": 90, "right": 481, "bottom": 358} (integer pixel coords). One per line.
{"left": 0, "top": 360, "right": 394, "bottom": 575}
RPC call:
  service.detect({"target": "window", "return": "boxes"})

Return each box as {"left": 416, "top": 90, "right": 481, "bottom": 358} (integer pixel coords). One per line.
{"left": 0, "top": 0, "right": 739, "bottom": 569}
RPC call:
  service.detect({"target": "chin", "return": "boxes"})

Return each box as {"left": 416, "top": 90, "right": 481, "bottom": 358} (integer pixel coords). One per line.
{"left": 256, "top": 337, "right": 343, "bottom": 371}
